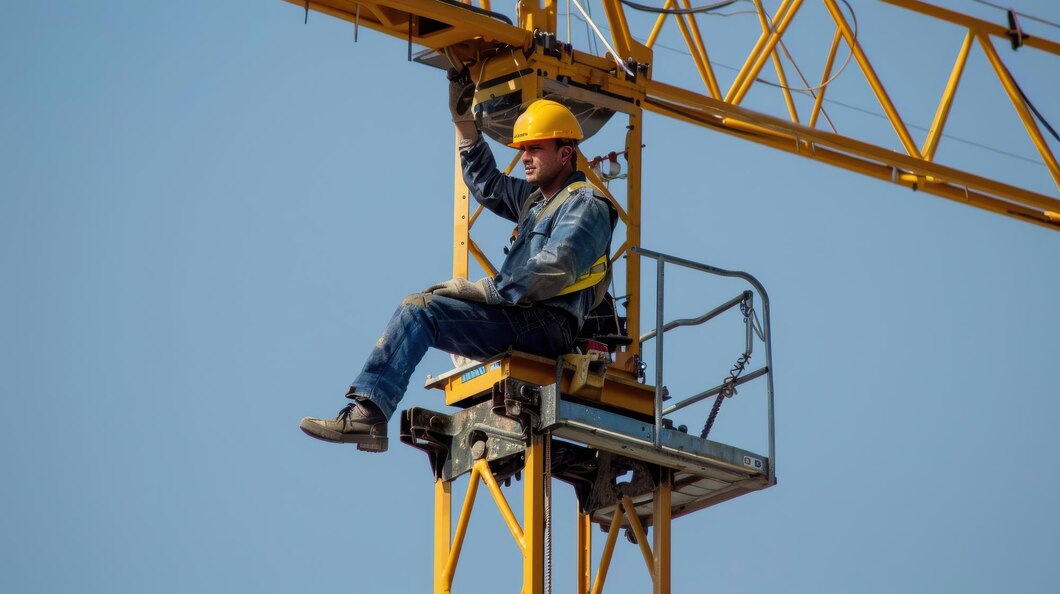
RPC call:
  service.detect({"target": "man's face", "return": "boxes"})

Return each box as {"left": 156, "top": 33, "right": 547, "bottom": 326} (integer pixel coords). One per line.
{"left": 519, "top": 140, "right": 572, "bottom": 188}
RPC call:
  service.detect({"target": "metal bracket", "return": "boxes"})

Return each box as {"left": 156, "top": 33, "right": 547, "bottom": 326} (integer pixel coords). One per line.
{"left": 550, "top": 441, "right": 659, "bottom": 519}
{"left": 402, "top": 378, "right": 553, "bottom": 482}
{"left": 491, "top": 377, "right": 542, "bottom": 428}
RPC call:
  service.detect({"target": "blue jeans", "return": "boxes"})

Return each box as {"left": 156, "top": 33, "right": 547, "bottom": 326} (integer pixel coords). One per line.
{"left": 352, "top": 293, "right": 576, "bottom": 419}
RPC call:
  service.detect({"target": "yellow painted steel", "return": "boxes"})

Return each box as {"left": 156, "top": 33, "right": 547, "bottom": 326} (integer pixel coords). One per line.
{"left": 726, "top": 0, "right": 804, "bottom": 105}
{"left": 523, "top": 436, "right": 544, "bottom": 594}
{"left": 977, "top": 33, "right": 1060, "bottom": 189}
{"left": 440, "top": 460, "right": 530, "bottom": 590}
{"left": 466, "top": 238, "right": 497, "bottom": 277}
{"left": 431, "top": 351, "right": 657, "bottom": 415}
{"left": 578, "top": 511, "right": 592, "bottom": 594}
{"left": 753, "top": 0, "right": 798, "bottom": 123}
{"left": 435, "top": 480, "right": 452, "bottom": 594}
{"left": 921, "top": 30, "right": 972, "bottom": 162}
{"left": 673, "top": 0, "right": 721, "bottom": 99}
{"left": 616, "top": 108, "right": 644, "bottom": 373}
{"left": 881, "top": 0, "right": 1060, "bottom": 56}
{"left": 621, "top": 495, "right": 655, "bottom": 581}
{"left": 726, "top": 0, "right": 794, "bottom": 102}
{"left": 681, "top": 0, "right": 721, "bottom": 100}
{"left": 822, "top": 0, "right": 921, "bottom": 159}
{"left": 645, "top": 0, "right": 676, "bottom": 50}
{"left": 644, "top": 79, "right": 1060, "bottom": 229}
{"left": 478, "top": 459, "right": 527, "bottom": 549}
{"left": 809, "top": 28, "right": 841, "bottom": 130}
{"left": 591, "top": 503, "right": 624, "bottom": 594}
{"left": 289, "top": 0, "right": 1060, "bottom": 230}
{"left": 652, "top": 472, "right": 672, "bottom": 594}
{"left": 442, "top": 467, "right": 481, "bottom": 588}
{"left": 452, "top": 136, "right": 469, "bottom": 279}
{"left": 517, "top": 0, "right": 557, "bottom": 35}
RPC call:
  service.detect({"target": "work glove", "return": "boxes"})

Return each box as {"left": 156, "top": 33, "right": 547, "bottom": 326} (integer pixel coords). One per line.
{"left": 425, "top": 277, "right": 495, "bottom": 304}
{"left": 447, "top": 68, "right": 476, "bottom": 123}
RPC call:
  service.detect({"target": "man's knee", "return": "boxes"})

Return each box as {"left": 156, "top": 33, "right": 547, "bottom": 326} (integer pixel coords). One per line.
{"left": 400, "top": 292, "right": 434, "bottom": 309}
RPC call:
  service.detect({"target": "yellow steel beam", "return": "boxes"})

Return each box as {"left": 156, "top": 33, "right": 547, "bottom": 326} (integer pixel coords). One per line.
{"left": 645, "top": 0, "right": 676, "bottom": 49}
{"left": 442, "top": 465, "right": 482, "bottom": 588}
{"left": 645, "top": 80, "right": 1060, "bottom": 229}
{"left": 808, "top": 28, "right": 841, "bottom": 130}
{"left": 921, "top": 30, "right": 972, "bottom": 162}
{"left": 727, "top": 0, "right": 795, "bottom": 102}
{"left": 653, "top": 471, "right": 672, "bottom": 594}
{"left": 591, "top": 503, "right": 624, "bottom": 594}
{"left": 823, "top": 0, "right": 921, "bottom": 158}
{"left": 292, "top": 0, "right": 532, "bottom": 50}
{"left": 621, "top": 495, "right": 655, "bottom": 581}
{"left": 617, "top": 108, "right": 644, "bottom": 372}
{"left": 977, "top": 33, "right": 1060, "bottom": 189}
{"left": 523, "top": 436, "right": 544, "bottom": 594}
{"left": 881, "top": 0, "right": 1060, "bottom": 56}
{"left": 467, "top": 238, "right": 498, "bottom": 278}
{"left": 577, "top": 511, "right": 591, "bottom": 594}
{"left": 291, "top": 0, "right": 1059, "bottom": 231}
{"left": 753, "top": 0, "right": 798, "bottom": 123}
{"left": 435, "top": 480, "right": 452, "bottom": 594}
{"left": 475, "top": 459, "right": 526, "bottom": 550}
{"left": 674, "top": 0, "right": 721, "bottom": 99}
{"left": 452, "top": 135, "right": 469, "bottom": 279}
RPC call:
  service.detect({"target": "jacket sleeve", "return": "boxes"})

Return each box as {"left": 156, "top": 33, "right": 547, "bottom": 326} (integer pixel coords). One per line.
{"left": 459, "top": 137, "right": 535, "bottom": 223}
{"left": 489, "top": 189, "right": 613, "bottom": 305}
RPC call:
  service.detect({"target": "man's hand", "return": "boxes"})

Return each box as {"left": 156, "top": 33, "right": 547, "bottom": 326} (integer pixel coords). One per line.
{"left": 447, "top": 68, "right": 476, "bottom": 124}
{"left": 425, "top": 277, "right": 494, "bottom": 303}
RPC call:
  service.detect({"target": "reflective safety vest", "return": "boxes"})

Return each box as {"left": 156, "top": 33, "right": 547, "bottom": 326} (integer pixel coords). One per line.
{"left": 517, "top": 181, "right": 613, "bottom": 300}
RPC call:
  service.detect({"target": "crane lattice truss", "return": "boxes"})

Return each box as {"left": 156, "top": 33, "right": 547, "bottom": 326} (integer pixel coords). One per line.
{"left": 293, "top": 0, "right": 1060, "bottom": 229}
{"left": 285, "top": 2, "right": 1058, "bottom": 593}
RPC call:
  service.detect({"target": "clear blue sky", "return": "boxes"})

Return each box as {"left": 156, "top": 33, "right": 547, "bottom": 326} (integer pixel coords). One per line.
{"left": 2, "top": 1, "right": 1058, "bottom": 593}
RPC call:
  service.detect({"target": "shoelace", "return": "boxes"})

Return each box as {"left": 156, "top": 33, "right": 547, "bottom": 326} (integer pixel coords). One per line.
{"left": 336, "top": 402, "right": 359, "bottom": 423}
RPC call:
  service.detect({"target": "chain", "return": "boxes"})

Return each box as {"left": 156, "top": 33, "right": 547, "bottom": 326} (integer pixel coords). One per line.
{"left": 544, "top": 434, "right": 553, "bottom": 594}
{"left": 701, "top": 299, "right": 754, "bottom": 439}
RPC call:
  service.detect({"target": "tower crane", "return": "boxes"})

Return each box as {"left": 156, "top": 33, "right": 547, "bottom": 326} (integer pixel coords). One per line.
{"left": 280, "top": 1, "right": 1059, "bottom": 592}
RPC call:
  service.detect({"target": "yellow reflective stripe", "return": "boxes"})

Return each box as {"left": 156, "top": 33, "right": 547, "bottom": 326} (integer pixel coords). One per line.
{"left": 557, "top": 253, "right": 608, "bottom": 296}
{"left": 530, "top": 180, "right": 610, "bottom": 297}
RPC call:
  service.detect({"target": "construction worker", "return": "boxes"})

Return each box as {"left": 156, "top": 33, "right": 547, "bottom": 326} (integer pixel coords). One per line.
{"left": 299, "top": 74, "right": 615, "bottom": 452}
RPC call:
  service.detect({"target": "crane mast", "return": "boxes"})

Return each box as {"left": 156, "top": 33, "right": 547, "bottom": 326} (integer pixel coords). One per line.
{"left": 282, "top": 1, "right": 1059, "bottom": 593}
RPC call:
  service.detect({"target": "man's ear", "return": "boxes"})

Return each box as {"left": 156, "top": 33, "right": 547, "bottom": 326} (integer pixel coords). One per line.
{"left": 560, "top": 145, "right": 574, "bottom": 165}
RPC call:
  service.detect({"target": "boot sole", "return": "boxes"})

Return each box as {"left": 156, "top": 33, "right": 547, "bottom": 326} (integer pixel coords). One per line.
{"left": 299, "top": 421, "right": 389, "bottom": 453}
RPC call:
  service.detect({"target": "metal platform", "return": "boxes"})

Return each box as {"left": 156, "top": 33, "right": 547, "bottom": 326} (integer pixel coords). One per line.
{"left": 425, "top": 350, "right": 658, "bottom": 417}
{"left": 401, "top": 377, "right": 772, "bottom": 529}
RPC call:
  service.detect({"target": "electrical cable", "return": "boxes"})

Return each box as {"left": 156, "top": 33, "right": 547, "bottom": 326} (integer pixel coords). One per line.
{"left": 1000, "top": 60, "right": 1060, "bottom": 143}
{"left": 571, "top": 0, "right": 634, "bottom": 75}
{"left": 966, "top": 0, "right": 1060, "bottom": 30}
{"left": 619, "top": 0, "right": 740, "bottom": 16}
{"left": 752, "top": 0, "right": 857, "bottom": 95}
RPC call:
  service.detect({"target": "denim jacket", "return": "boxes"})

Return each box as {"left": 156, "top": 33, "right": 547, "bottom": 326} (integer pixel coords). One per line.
{"left": 459, "top": 137, "right": 614, "bottom": 326}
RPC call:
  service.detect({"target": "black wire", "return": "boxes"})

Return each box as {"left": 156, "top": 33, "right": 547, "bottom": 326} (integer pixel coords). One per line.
{"left": 1011, "top": 72, "right": 1060, "bottom": 143}
{"left": 619, "top": 0, "right": 740, "bottom": 16}
{"left": 966, "top": 0, "right": 1060, "bottom": 30}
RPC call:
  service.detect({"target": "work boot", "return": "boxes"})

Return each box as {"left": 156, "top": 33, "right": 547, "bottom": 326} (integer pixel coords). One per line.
{"left": 299, "top": 400, "right": 388, "bottom": 452}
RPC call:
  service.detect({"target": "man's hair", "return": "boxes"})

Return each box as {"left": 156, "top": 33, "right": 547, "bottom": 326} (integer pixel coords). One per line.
{"left": 556, "top": 138, "right": 579, "bottom": 169}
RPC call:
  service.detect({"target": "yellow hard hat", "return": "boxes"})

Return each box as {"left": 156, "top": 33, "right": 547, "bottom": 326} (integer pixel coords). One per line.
{"left": 508, "top": 99, "right": 584, "bottom": 148}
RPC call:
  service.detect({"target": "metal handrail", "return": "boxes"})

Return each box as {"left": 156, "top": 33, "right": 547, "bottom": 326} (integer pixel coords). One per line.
{"left": 639, "top": 291, "right": 750, "bottom": 343}
{"left": 632, "top": 247, "right": 776, "bottom": 485}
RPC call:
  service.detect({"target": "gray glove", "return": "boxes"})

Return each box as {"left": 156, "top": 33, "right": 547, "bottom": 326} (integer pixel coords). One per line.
{"left": 426, "top": 277, "right": 493, "bottom": 303}
{"left": 447, "top": 68, "right": 476, "bottom": 123}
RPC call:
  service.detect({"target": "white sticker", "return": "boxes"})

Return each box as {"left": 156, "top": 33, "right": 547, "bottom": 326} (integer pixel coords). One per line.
{"left": 743, "top": 456, "right": 764, "bottom": 470}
